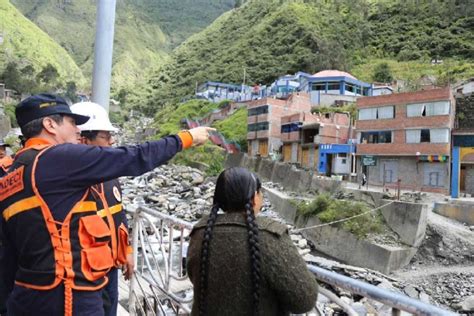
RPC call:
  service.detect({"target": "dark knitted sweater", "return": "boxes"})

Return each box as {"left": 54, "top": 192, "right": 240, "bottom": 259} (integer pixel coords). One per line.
{"left": 187, "top": 212, "right": 318, "bottom": 316}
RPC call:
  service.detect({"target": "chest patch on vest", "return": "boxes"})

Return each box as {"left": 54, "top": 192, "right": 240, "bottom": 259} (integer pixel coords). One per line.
{"left": 113, "top": 186, "right": 122, "bottom": 202}
{"left": 0, "top": 166, "right": 25, "bottom": 201}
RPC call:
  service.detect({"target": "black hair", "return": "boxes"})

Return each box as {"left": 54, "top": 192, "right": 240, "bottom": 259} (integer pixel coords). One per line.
{"left": 198, "top": 167, "right": 262, "bottom": 316}
{"left": 21, "top": 114, "right": 64, "bottom": 139}
{"left": 80, "top": 130, "right": 100, "bottom": 141}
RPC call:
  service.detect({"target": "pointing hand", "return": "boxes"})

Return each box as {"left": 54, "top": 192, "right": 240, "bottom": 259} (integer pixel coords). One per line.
{"left": 188, "top": 127, "right": 216, "bottom": 146}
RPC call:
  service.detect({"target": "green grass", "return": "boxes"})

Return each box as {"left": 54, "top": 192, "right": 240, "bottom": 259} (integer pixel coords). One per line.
{"left": 0, "top": 0, "right": 85, "bottom": 87}
{"left": 153, "top": 99, "right": 219, "bottom": 137}
{"left": 212, "top": 107, "right": 248, "bottom": 152}
{"left": 297, "top": 194, "right": 384, "bottom": 239}
{"left": 352, "top": 58, "right": 474, "bottom": 89}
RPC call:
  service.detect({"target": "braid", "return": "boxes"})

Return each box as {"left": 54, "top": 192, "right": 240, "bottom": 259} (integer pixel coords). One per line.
{"left": 245, "top": 202, "right": 261, "bottom": 316}
{"left": 198, "top": 204, "right": 220, "bottom": 316}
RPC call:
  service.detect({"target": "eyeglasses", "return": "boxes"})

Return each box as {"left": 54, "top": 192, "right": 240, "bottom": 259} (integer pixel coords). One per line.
{"left": 96, "top": 132, "right": 115, "bottom": 141}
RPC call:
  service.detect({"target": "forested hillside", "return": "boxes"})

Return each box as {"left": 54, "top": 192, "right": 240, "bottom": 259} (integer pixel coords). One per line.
{"left": 142, "top": 0, "right": 474, "bottom": 114}
{"left": 8, "top": 0, "right": 235, "bottom": 90}
{"left": 0, "top": 0, "right": 85, "bottom": 88}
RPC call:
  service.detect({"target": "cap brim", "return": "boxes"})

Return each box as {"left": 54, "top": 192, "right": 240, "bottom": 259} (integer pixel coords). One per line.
{"left": 69, "top": 113, "right": 90, "bottom": 125}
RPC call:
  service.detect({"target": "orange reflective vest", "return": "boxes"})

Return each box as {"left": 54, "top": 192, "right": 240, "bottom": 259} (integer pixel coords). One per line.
{"left": 0, "top": 156, "right": 13, "bottom": 177}
{"left": 91, "top": 179, "right": 131, "bottom": 267}
{"left": 0, "top": 146, "right": 114, "bottom": 316}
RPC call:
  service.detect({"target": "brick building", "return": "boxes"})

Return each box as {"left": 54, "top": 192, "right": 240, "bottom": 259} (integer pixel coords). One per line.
{"left": 355, "top": 87, "right": 455, "bottom": 194}
{"left": 451, "top": 88, "right": 474, "bottom": 197}
{"left": 247, "top": 93, "right": 311, "bottom": 157}
{"left": 280, "top": 111, "right": 351, "bottom": 173}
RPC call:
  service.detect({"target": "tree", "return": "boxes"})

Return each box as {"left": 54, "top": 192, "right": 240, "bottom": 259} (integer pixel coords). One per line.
{"left": 36, "top": 63, "right": 59, "bottom": 84}
{"left": 64, "top": 81, "right": 78, "bottom": 103}
{"left": 0, "top": 62, "right": 21, "bottom": 91}
{"left": 372, "top": 62, "right": 393, "bottom": 83}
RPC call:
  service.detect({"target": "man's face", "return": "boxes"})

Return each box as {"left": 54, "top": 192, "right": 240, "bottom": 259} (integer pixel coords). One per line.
{"left": 54, "top": 116, "right": 80, "bottom": 144}
{"left": 82, "top": 131, "right": 115, "bottom": 147}
{"left": 0, "top": 146, "right": 6, "bottom": 159}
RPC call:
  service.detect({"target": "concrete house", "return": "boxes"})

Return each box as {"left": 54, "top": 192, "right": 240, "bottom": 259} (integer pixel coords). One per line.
{"left": 280, "top": 111, "right": 352, "bottom": 174}
{"left": 355, "top": 87, "right": 455, "bottom": 194}
{"left": 247, "top": 93, "right": 312, "bottom": 157}
{"left": 451, "top": 85, "right": 474, "bottom": 197}
{"left": 299, "top": 70, "right": 373, "bottom": 107}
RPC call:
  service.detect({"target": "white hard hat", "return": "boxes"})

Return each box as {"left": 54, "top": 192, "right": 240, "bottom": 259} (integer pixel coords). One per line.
{"left": 70, "top": 102, "right": 118, "bottom": 132}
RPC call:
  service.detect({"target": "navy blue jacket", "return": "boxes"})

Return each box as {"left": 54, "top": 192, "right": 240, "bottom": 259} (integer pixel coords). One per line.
{"left": 0, "top": 135, "right": 183, "bottom": 314}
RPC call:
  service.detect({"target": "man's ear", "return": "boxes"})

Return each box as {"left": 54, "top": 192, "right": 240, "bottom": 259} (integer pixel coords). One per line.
{"left": 42, "top": 117, "right": 57, "bottom": 135}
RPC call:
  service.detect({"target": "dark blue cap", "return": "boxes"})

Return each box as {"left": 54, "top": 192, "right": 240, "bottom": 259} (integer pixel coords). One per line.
{"left": 15, "top": 93, "right": 90, "bottom": 128}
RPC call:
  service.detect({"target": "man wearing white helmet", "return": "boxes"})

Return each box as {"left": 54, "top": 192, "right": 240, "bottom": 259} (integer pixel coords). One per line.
{"left": 70, "top": 102, "right": 131, "bottom": 316}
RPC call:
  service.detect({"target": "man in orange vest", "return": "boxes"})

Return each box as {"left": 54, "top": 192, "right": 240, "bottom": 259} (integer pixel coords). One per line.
{"left": 71, "top": 101, "right": 133, "bottom": 316}
{"left": 0, "top": 141, "right": 13, "bottom": 178}
{"left": 0, "top": 93, "right": 213, "bottom": 315}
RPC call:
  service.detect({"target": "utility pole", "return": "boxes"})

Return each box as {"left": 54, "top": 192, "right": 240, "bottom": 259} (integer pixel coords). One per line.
{"left": 91, "top": 0, "right": 117, "bottom": 112}
{"left": 242, "top": 67, "right": 246, "bottom": 97}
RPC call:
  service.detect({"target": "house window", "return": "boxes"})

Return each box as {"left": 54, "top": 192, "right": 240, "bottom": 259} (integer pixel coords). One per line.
{"left": 430, "top": 128, "right": 449, "bottom": 143}
{"left": 327, "top": 83, "right": 340, "bottom": 91}
{"left": 377, "top": 106, "right": 395, "bottom": 119}
{"left": 312, "top": 83, "right": 325, "bottom": 91}
{"left": 360, "top": 131, "right": 392, "bottom": 144}
{"left": 248, "top": 105, "right": 268, "bottom": 116}
{"left": 359, "top": 108, "right": 377, "bottom": 120}
{"left": 420, "top": 129, "right": 430, "bottom": 142}
{"left": 407, "top": 101, "right": 450, "bottom": 117}
{"left": 406, "top": 128, "right": 449, "bottom": 143}
{"left": 248, "top": 123, "right": 268, "bottom": 132}
{"left": 358, "top": 106, "right": 394, "bottom": 120}
{"left": 281, "top": 122, "right": 301, "bottom": 133}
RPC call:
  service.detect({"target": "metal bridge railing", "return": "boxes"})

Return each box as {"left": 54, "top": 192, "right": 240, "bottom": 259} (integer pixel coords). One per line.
{"left": 128, "top": 205, "right": 194, "bottom": 315}
{"left": 127, "top": 206, "right": 457, "bottom": 316}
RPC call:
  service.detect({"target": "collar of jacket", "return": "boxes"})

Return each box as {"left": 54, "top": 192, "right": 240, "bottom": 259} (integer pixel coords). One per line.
{"left": 193, "top": 212, "right": 288, "bottom": 236}
{"left": 15, "top": 138, "right": 54, "bottom": 157}
{"left": 24, "top": 138, "right": 54, "bottom": 149}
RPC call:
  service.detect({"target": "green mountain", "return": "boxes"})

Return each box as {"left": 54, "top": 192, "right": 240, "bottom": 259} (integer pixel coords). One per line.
{"left": 0, "top": 0, "right": 85, "bottom": 86}
{"left": 143, "top": 0, "right": 474, "bottom": 114}
{"left": 10, "top": 0, "right": 235, "bottom": 90}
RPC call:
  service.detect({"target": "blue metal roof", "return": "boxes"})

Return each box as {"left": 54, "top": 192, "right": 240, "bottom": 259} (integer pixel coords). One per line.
{"left": 303, "top": 76, "right": 372, "bottom": 88}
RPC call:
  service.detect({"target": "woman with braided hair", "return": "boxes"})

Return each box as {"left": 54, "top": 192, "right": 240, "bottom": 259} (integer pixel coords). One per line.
{"left": 187, "top": 167, "right": 318, "bottom": 316}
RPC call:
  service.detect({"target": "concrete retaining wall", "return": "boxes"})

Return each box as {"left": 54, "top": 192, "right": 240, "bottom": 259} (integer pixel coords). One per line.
{"left": 263, "top": 184, "right": 424, "bottom": 273}
{"left": 433, "top": 201, "right": 474, "bottom": 225}
{"left": 227, "top": 154, "right": 428, "bottom": 271}
{"left": 296, "top": 216, "right": 417, "bottom": 274}
{"left": 263, "top": 187, "right": 306, "bottom": 223}
{"left": 257, "top": 159, "right": 275, "bottom": 181}
{"left": 380, "top": 201, "right": 428, "bottom": 247}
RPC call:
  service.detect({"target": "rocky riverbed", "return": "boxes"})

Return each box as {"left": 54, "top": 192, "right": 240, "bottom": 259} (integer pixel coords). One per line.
{"left": 120, "top": 163, "right": 473, "bottom": 315}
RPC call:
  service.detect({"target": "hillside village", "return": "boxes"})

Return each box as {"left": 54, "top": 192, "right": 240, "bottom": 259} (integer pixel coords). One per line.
{"left": 1, "top": 0, "right": 474, "bottom": 314}
{"left": 184, "top": 70, "right": 474, "bottom": 201}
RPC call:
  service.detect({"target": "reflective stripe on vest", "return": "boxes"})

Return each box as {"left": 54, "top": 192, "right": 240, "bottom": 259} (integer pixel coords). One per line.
{"left": 0, "top": 147, "right": 114, "bottom": 295}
